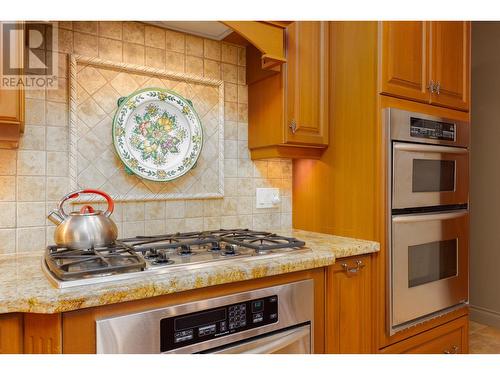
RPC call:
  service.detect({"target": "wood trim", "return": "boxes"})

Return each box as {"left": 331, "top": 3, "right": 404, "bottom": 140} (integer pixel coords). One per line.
{"left": 23, "top": 313, "right": 62, "bottom": 354}
{"left": 250, "top": 145, "right": 324, "bottom": 160}
{"left": 0, "top": 313, "right": 23, "bottom": 354}
{"left": 221, "top": 21, "right": 286, "bottom": 69}
{"left": 62, "top": 268, "right": 326, "bottom": 354}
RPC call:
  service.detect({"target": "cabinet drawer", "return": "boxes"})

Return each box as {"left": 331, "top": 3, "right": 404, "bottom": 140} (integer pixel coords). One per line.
{"left": 380, "top": 315, "right": 468, "bottom": 354}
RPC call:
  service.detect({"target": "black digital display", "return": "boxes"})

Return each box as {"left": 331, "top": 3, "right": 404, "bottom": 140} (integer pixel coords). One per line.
{"left": 160, "top": 295, "right": 278, "bottom": 352}
{"left": 174, "top": 308, "right": 226, "bottom": 331}
{"left": 410, "top": 117, "right": 455, "bottom": 141}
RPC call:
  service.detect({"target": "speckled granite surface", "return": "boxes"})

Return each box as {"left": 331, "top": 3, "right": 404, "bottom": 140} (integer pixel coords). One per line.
{"left": 0, "top": 229, "right": 379, "bottom": 314}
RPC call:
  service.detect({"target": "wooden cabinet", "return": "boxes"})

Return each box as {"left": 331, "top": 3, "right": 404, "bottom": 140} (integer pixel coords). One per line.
{"left": 0, "top": 21, "right": 25, "bottom": 148}
{"left": 0, "top": 313, "right": 23, "bottom": 354}
{"left": 326, "top": 254, "right": 373, "bottom": 353}
{"left": 429, "top": 21, "right": 470, "bottom": 111}
{"left": 248, "top": 21, "right": 329, "bottom": 159}
{"left": 379, "top": 315, "right": 469, "bottom": 354}
{"left": 380, "top": 21, "right": 470, "bottom": 112}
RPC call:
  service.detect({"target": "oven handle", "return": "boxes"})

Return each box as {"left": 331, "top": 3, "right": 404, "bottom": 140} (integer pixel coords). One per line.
{"left": 393, "top": 142, "right": 469, "bottom": 154}
{"left": 206, "top": 324, "right": 310, "bottom": 354}
{"left": 392, "top": 209, "right": 468, "bottom": 223}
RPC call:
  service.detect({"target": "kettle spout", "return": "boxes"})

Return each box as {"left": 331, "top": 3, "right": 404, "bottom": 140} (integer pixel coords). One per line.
{"left": 48, "top": 210, "right": 65, "bottom": 225}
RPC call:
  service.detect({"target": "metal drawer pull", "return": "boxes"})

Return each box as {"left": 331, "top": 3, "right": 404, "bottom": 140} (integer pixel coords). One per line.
{"left": 444, "top": 345, "right": 459, "bottom": 354}
{"left": 289, "top": 120, "right": 297, "bottom": 134}
{"left": 427, "top": 80, "right": 436, "bottom": 93}
{"left": 341, "top": 260, "right": 365, "bottom": 274}
{"left": 435, "top": 81, "right": 441, "bottom": 95}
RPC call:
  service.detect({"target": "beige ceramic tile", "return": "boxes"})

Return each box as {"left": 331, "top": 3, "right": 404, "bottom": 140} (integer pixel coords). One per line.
{"left": 165, "top": 30, "right": 185, "bottom": 53}
{"left": 224, "top": 178, "right": 238, "bottom": 197}
{"left": 145, "top": 26, "right": 165, "bottom": 49}
{"left": 224, "top": 120, "right": 238, "bottom": 140}
{"left": 17, "top": 176, "right": 46, "bottom": 202}
{"left": 224, "top": 140, "right": 238, "bottom": 159}
{"left": 165, "top": 201, "right": 185, "bottom": 219}
{"left": 238, "top": 122, "right": 248, "bottom": 141}
{"left": 58, "top": 21, "right": 73, "bottom": 30}
{"left": 225, "top": 102, "right": 238, "bottom": 121}
{"left": 0, "top": 202, "right": 15, "bottom": 228}
{"left": 19, "top": 126, "right": 45, "bottom": 151}
{"left": 123, "top": 202, "right": 145, "bottom": 222}
{"left": 0, "top": 177, "right": 15, "bottom": 202}
{"left": 46, "top": 101, "right": 68, "bottom": 127}
{"left": 238, "top": 47, "right": 246, "bottom": 66}
{"left": 185, "top": 200, "right": 204, "bottom": 218}
{"left": 16, "top": 226, "right": 45, "bottom": 253}
{"left": 123, "top": 43, "right": 145, "bottom": 65}
{"left": 25, "top": 88, "right": 45, "bottom": 100}
{"left": 17, "top": 202, "right": 46, "bottom": 227}
{"left": 238, "top": 66, "right": 246, "bottom": 85}
{"left": 109, "top": 72, "right": 140, "bottom": 96}
{"left": 144, "top": 220, "right": 166, "bottom": 236}
{"left": 25, "top": 98, "right": 45, "bottom": 125}
{"left": 224, "top": 159, "right": 237, "bottom": 177}
{"left": 0, "top": 150, "right": 17, "bottom": 175}
{"left": 46, "top": 152, "right": 68, "bottom": 177}
{"left": 0, "top": 229, "right": 15, "bottom": 254}
{"left": 186, "top": 35, "right": 203, "bottom": 57}
{"left": 224, "top": 83, "right": 237, "bottom": 102}
{"left": 57, "top": 28, "right": 73, "bottom": 54}
{"left": 222, "top": 43, "right": 238, "bottom": 64}
{"left": 98, "top": 38, "right": 123, "bottom": 61}
{"left": 204, "top": 216, "right": 221, "bottom": 231}
{"left": 238, "top": 159, "right": 253, "bottom": 177}
{"left": 47, "top": 78, "right": 68, "bottom": 103}
{"left": 238, "top": 85, "right": 248, "bottom": 104}
{"left": 204, "top": 39, "right": 221, "bottom": 61}
{"left": 122, "top": 221, "right": 145, "bottom": 237}
{"left": 92, "top": 85, "right": 121, "bottom": 115}
{"left": 145, "top": 201, "right": 166, "bottom": 220}
{"left": 46, "top": 126, "right": 68, "bottom": 151}
{"left": 145, "top": 47, "right": 166, "bottom": 70}
{"left": 17, "top": 151, "right": 46, "bottom": 176}
{"left": 73, "top": 32, "right": 98, "bottom": 57}
{"left": 185, "top": 217, "right": 203, "bottom": 231}
{"left": 46, "top": 177, "right": 70, "bottom": 201}
{"left": 165, "top": 51, "right": 185, "bottom": 73}
{"left": 165, "top": 218, "right": 186, "bottom": 233}
{"left": 123, "top": 22, "right": 145, "bottom": 45}
{"left": 203, "top": 59, "right": 221, "bottom": 79}
{"left": 99, "top": 21, "right": 122, "bottom": 40}
{"left": 222, "top": 63, "right": 238, "bottom": 84}
{"left": 73, "top": 21, "right": 98, "bottom": 35}
{"left": 185, "top": 56, "right": 204, "bottom": 76}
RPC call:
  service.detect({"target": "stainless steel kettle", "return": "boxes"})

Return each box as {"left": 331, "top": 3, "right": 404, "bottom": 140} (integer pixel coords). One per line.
{"left": 47, "top": 189, "right": 118, "bottom": 249}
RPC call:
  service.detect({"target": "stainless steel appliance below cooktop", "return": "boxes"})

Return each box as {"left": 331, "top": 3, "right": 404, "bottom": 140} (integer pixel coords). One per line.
{"left": 42, "top": 229, "right": 309, "bottom": 288}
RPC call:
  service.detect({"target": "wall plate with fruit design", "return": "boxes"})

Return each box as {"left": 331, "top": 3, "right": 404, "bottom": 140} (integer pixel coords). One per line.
{"left": 112, "top": 88, "right": 203, "bottom": 182}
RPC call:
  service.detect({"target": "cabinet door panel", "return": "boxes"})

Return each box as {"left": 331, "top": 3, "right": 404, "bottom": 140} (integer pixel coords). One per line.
{"left": 380, "top": 21, "right": 429, "bottom": 103}
{"left": 285, "top": 21, "right": 329, "bottom": 146}
{"left": 326, "top": 255, "right": 372, "bottom": 353}
{"left": 429, "top": 21, "right": 470, "bottom": 111}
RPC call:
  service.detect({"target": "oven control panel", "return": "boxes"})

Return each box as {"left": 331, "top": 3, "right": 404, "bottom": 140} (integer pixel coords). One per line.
{"left": 410, "top": 117, "right": 455, "bottom": 141}
{"left": 160, "top": 295, "right": 278, "bottom": 352}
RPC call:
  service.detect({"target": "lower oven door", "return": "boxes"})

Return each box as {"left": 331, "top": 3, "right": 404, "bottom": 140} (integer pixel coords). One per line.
{"left": 203, "top": 324, "right": 311, "bottom": 354}
{"left": 391, "top": 210, "right": 469, "bottom": 331}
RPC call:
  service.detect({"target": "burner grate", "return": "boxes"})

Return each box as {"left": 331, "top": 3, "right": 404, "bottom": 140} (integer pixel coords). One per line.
{"left": 44, "top": 241, "right": 146, "bottom": 280}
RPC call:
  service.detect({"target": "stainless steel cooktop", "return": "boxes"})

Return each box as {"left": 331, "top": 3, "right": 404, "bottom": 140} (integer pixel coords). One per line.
{"left": 42, "top": 229, "right": 309, "bottom": 288}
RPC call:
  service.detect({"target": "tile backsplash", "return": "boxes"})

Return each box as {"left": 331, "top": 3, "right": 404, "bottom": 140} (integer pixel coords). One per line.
{"left": 0, "top": 21, "right": 292, "bottom": 255}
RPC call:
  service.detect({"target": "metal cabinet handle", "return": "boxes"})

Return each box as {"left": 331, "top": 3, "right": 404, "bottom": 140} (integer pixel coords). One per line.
{"left": 427, "top": 80, "right": 436, "bottom": 93}
{"left": 444, "top": 345, "right": 459, "bottom": 354}
{"left": 341, "top": 260, "right": 365, "bottom": 274}
{"left": 289, "top": 120, "right": 297, "bottom": 134}
{"left": 435, "top": 81, "right": 441, "bottom": 95}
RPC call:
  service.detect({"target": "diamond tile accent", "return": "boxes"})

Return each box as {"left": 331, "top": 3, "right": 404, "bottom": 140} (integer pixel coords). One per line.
{"left": 71, "top": 57, "right": 224, "bottom": 202}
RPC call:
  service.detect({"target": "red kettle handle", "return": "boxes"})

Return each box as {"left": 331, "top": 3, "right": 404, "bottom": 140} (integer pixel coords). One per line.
{"left": 59, "top": 189, "right": 115, "bottom": 217}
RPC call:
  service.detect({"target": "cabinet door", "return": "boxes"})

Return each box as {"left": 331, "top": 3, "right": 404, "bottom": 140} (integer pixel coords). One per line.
{"left": 429, "top": 21, "right": 470, "bottom": 111}
{"left": 380, "top": 21, "right": 429, "bottom": 103}
{"left": 285, "top": 21, "right": 329, "bottom": 146}
{"left": 0, "top": 313, "right": 23, "bottom": 353}
{"left": 326, "top": 255, "right": 373, "bottom": 353}
{"left": 380, "top": 315, "right": 468, "bottom": 354}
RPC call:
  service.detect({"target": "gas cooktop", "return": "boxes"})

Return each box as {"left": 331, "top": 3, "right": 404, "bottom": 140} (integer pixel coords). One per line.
{"left": 42, "top": 229, "right": 309, "bottom": 288}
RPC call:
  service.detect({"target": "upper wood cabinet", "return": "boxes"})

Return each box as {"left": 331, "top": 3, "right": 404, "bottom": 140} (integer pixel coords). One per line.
{"left": 0, "top": 21, "right": 25, "bottom": 149}
{"left": 380, "top": 21, "right": 470, "bottom": 112}
{"left": 326, "top": 254, "right": 373, "bottom": 353}
{"left": 429, "top": 21, "right": 470, "bottom": 111}
{"left": 247, "top": 21, "right": 329, "bottom": 159}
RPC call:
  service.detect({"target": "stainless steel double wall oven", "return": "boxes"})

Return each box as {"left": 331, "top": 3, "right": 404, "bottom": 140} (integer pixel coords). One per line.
{"left": 386, "top": 108, "right": 469, "bottom": 335}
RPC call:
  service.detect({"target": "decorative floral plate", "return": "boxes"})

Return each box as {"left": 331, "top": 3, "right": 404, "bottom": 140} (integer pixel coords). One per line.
{"left": 112, "top": 88, "right": 203, "bottom": 182}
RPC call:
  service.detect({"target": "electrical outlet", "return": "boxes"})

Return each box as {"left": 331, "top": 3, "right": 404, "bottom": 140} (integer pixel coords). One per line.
{"left": 256, "top": 188, "right": 280, "bottom": 209}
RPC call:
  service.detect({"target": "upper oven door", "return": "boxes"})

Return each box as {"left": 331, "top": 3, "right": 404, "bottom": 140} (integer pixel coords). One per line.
{"left": 392, "top": 142, "right": 469, "bottom": 210}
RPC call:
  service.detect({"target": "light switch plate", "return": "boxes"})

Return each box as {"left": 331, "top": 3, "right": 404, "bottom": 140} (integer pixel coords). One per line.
{"left": 256, "top": 188, "right": 280, "bottom": 209}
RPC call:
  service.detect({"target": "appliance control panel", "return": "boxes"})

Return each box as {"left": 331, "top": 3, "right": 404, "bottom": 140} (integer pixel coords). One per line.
{"left": 410, "top": 117, "right": 455, "bottom": 141}
{"left": 160, "top": 295, "right": 278, "bottom": 352}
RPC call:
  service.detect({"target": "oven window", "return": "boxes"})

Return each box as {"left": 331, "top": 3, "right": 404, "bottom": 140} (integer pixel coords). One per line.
{"left": 412, "top": 159, "right": 455, "bottom": 192}
{"left": 408, "top": 239, "right": 457, "bottom": 288}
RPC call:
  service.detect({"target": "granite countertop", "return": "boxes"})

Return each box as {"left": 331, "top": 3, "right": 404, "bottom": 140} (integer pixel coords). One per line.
{"left": 0, "top": 229, "right": 379, "bottom": 314}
